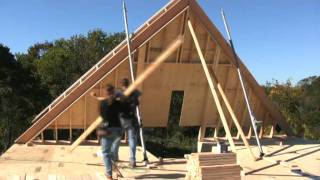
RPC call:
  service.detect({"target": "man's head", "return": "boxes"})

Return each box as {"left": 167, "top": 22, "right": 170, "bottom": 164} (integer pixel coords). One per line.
{"left": 106, "top": 84, "right": 115, "bottom": 97}
{"left": 121, "top": 78, "right": 130, "bottom": 90}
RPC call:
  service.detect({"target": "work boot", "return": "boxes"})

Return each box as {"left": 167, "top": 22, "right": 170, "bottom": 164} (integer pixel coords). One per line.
{"left": 105, "top": 173, "right": 113, "bottom": 180}
{"left": 129, "top": 161, "right": 136, "bottom": 168}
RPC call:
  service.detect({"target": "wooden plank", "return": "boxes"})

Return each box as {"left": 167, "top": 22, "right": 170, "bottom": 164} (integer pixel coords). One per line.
{"left": 54, "top": 120, "right": 58, "bottom": 143}
{"left": 84, "top": 95, "right": 87, "bottom": 130}
{"left": 207, "top": 69, "right": 256, "bottom": 160}
{"left": 247, "top": 126, "right": 252, "bottom": 139}
{"left": 69, "top": 37, "right": 183, "bottom": 151}
{"left": 175, "top": 9, "right": 189, "bottom": 63}
{"left": 213, "top": 66, "right": 230, "bottom": 138}
{"left": 188, "top": 20, "right": 236, "bottom": 152}
{"left": 186, "top": 152, "right": 241, "bottom": 180}
{"left": 237, "top": 88, "right": 255, "bottom": 138}
{"left": 41, "top": 132, "right": 44, "bottom": 143}
{"left": 269, "top": 124, "right": 274, "bottom": 139}
{"left": 223, "top": 70, "right": 239, "bottom": 130}
{"left": 99, "top": 82, "right": 102, "bottom": 95}
{"left": 215, "top": 66, "right": 230, "bottom": 139}
{"left": 186, "top": 28, "right": 194, "bottom": 63}
{"left": 69, "top": 109, "right": 72, "bottom": 143}
{"left": 212, "top": 46, "right": 222, "bottom": 137}
{"left": 259, "top": 111, "right": 268, "bottom": 139}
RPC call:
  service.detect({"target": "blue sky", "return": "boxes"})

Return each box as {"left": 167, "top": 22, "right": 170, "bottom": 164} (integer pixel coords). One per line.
{"left": 1, "top": 0, "right": 319, "bottom": 84}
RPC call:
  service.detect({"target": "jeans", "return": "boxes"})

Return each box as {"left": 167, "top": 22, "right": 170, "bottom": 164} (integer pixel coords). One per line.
{"left": 127, "top": 127, "right": 138, "bottom": 163}
{"left": 100, "top": 127, "right": 122, "bottom": 176}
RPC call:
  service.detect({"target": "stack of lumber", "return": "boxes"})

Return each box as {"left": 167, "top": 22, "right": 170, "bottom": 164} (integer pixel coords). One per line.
{"left": 185, "top": 152, "right": 241, "bottom": 180}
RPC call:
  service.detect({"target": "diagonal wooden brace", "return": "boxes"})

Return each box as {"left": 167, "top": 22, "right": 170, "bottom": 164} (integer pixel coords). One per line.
{"left": 188, "top": 20, "right": 236, "bottom": 152}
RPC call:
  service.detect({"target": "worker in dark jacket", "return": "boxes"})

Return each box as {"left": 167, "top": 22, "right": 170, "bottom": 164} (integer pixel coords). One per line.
{"left": 118, "top": 78, "right": 141, "bottom": 168}
{"left": 90, "top": 84, "right": 122, "bottom": 179}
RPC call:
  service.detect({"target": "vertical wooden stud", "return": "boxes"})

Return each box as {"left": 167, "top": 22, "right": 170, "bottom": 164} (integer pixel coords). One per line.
{"left": 69, "top": 109, "right": 72, "bottom": 143}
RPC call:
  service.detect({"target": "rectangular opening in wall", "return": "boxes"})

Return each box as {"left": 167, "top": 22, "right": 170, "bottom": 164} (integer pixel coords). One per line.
{"left": 217, "top": 127, "right": 226, "bottom": 137}
{"left": 87, "top": 129, "right": 98, "bottom": 140}
{"left": 72, "top": 129, "right": 84, "bottom": 142}
{"left": 57, "top": 129, "right": 69, "bottom": 141}
{"left": 204, "top": 127, "right": 215, "bottom": 138}
{"left": 43, "top": 129, "right": 54, "bottom": 140}
{"left": 168, "top": 91, "right": 184, "bottom": 126}
{"left": 231, "top": 126, "right": 238, "bottom": 136}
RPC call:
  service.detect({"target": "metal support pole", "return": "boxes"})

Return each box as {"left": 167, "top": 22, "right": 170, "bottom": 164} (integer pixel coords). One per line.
{"left": 221, "top": 10, "right": 264, "bottom": 157}
{"left": 122, "top": 0, "right": 149, "bottom": 162}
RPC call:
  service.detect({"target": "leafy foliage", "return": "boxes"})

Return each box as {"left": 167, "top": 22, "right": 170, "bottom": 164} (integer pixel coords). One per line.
{"left": 0, "top": 44, "right": 48, "bottom": 153}
{"left": 18, "top": 30, "right": 125, "bottom": 97}
{"left": 298, "top": 76, "right": 320, "bottom": 139}
{"left": 264, "top": 77, "right": 320, "bottom": 140}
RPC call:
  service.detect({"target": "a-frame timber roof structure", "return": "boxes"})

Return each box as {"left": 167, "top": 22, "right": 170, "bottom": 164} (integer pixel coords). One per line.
{"left": 2, "top": 0, "right": 319, "bottom": 179}
{"left": 15, "top": 0, "right": 291, "bottom": 145}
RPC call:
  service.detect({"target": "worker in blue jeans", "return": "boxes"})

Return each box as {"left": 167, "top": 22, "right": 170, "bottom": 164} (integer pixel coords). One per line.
{"left": 100, "top": 128, "right": 122, "bottom": 176}
{"left": 119, "top": 78, "right": 141, "bottom": 168}
{"left": 91, "top": 84, "right": 123, "bottom": 179}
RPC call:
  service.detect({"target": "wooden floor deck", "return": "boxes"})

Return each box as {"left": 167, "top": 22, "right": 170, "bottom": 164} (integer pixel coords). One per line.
{"left": 0, "top": 137, "right": 319, "bottom": 179}
{"left": 236, "top": 137, "right": 320, "bottom": 179}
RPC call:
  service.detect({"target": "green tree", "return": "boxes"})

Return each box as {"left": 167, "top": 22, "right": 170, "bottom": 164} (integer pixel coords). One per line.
{"left": 32, "top": 30, "right": 125, "bottom": 97}
{"left": 298, "top": 76, "right": 320, "bottom": 139}
{"left": 0, "top": 44, "right": 48, "bottom": 153}
{"left": 264, "top": 77, "right": 320, "bottom": 140}
{"left": 264, "top": 80, "right": 303, "bottom": 136}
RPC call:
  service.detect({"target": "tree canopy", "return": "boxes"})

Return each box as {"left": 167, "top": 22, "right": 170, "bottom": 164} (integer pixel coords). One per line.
{"left": 264, "top": 77, "right": 320, "bottom": 140}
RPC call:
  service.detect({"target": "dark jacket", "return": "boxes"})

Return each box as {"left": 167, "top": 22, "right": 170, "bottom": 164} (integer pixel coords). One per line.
{"left": 100, "top": 97, "right": 122, "bottom": 128}
{"left": 118, "top": 90, "right": 141, "bottom": 127}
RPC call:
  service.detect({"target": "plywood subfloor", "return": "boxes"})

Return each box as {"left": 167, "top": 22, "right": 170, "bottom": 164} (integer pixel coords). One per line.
{"left": 226, "top": 137, "right": 319, "bottom": 180}
{"left": 0, "top": 138, "right": 319, "bottom": 179}
{"left": 0, "top": 143, "right": 186, "bottom": 179}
